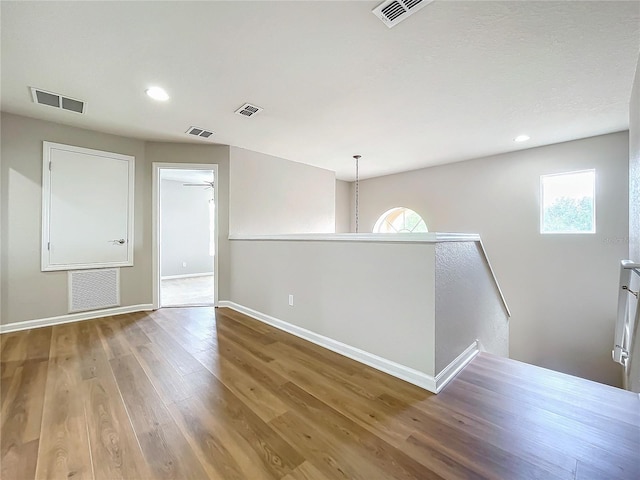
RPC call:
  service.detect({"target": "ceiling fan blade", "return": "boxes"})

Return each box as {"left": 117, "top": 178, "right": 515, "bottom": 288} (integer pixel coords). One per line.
{"left": 182, "top": 180, "right": 214, "bottom": 193}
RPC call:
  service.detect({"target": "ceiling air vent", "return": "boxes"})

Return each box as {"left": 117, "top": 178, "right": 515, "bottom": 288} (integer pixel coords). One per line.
{"left": 372, "top": 0, "right": 433, "bottom": 28}
{"left": 30, "top": 87, "right": 85, "bottom": 114}
{"left": 186, "top": 126, "right": 215, "bottom": 138}
{"left": 234, "top": 103, "right": 263, "bottom": 118}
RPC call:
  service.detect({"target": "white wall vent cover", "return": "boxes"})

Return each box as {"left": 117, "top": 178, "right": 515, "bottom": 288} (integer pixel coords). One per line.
{"left": 68, "top": 268, "right": 120, "bottom": 313}
{"left": 234, "top": 103, "right": 263, "bottom": 118}
{"left": 186, "top": 126, "right": 215, "bottom": 138}
{"left": 372, "top": 0, "right": 433, "bottom": 28}
{"left": 30, "top": 87, "right": 85, "bottom": 114}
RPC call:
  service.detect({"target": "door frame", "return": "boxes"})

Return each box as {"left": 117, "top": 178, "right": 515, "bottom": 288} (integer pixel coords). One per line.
{"left": 152, "top": 162, "right": 219, "bottom": 309}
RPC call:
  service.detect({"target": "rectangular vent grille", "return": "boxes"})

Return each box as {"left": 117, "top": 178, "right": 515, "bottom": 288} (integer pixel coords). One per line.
{"left": 68, "top": 268, "right": 120, "bottom": 313}
{"left": 30, "top": 87, "right": 85, "bottom": 114}
{"left": 372, "top": 0, "right": 433, "bottom": 28}
{"left": 234, "top": 103, "right": 263, "bottom": 118}
{"left": 186, "top": 126, "right": 215, "bottom": 138}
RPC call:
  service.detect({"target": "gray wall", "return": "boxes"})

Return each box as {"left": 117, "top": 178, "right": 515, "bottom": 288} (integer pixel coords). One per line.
{"left": 356, "top": 132, "right": 629, "bottom": 387}
{"left": 1, "top": 112, "right": 148, "bottom": 324}
{"left": 229, "top": 147, "right": 336, "bottom": 235}
{"left": 335, "top": 179, "right": 351, "bottom": 233}
{"left": 0, "top": 114, "right": 232, "bottom": 325}
{"left": 160, "top": 178, "right": 213, "bottom": 277}
{"left": 145, "top": 142, "right": 231, "bottom": 301}
{"left": 1, "top": 112, "right": 3, "bottom": 320}
{"left": 229, "top": 239, "right": 437, "bottom": 374}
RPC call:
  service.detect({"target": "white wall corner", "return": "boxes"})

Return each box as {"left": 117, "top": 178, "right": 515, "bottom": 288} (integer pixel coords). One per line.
{"left": 0, "top": 304, "right": 154, "bottom": 334}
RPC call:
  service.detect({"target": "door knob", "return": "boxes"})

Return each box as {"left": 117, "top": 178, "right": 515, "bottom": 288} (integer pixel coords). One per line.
{"left": 112, "top": 239, "right": 126, "bottom": 245}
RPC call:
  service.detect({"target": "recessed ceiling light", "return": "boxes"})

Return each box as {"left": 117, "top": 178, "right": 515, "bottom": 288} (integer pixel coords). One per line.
{"left": 145, "top": 86, "right": 169, "bottom": 101}
{"left": 514, "top": 134, "right": 530, "bottom": 142}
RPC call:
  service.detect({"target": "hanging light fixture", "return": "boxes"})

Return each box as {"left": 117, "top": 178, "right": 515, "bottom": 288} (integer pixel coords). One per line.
{"left": 353, "top": 155, "right": 361, "bottom": 233}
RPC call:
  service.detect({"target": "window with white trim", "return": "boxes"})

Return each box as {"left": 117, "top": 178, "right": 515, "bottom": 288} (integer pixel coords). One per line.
{"left": 540, "top": 170, "right": 595, "bottom": 234}
{"left": 373, "top": 207, "right": 428, "bottom": 233}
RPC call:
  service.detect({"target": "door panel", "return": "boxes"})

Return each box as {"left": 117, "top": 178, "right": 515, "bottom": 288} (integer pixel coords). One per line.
{"left": 42, "top": 142, "right": 134, "bottom": 271}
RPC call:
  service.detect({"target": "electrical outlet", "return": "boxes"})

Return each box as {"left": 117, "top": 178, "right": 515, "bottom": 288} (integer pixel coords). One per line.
{"left": 288, "top": 294, "right": 294, "bottom": 306}
{"left": 182, "top": 262, "right": 187, "bottom": 268}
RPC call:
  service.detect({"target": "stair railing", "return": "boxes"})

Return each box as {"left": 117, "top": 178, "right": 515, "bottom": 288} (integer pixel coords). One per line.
{"left": 613, "top": 260, "right": 640, "bottom": 368}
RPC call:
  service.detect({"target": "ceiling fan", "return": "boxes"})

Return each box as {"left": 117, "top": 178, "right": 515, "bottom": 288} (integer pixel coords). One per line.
{"left": 182, "top": 180, "right": 214, "bottom": 189}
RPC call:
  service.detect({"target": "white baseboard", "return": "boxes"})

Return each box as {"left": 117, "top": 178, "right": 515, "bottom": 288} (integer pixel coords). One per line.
{"left": 0, "top": 304, "right": 154, "bottom": 334}
{"left": 161, "top": 272, "right": 214, "bottom": 280}
{"left": 218, "top": 301, "right": 478, "bottom": 394}
{"left": 434, "top": 340, "right": 479, "bottom": 393}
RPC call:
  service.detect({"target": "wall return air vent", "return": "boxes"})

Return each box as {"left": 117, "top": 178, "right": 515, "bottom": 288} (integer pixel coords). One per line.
{"left": 186, "top": 126, "right": 215, "bottom": 138}
{"left": 234, "top": 103, "right": 263, "bottom": 118}
{"left": 30, "top": 87, "right": 85, "bottom": 114}
{"left": 372, "top": 0, "right": 433, "bottom": 28}
{"left": 68, "top": 268, "right": 120, "bottom": 313}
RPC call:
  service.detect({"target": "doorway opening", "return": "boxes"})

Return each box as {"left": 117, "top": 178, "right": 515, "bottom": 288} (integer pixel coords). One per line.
{"left": 152, "top": 163, "right": 218, "bottom": 309}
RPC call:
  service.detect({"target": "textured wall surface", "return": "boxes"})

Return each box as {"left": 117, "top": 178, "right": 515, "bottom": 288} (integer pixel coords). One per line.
{"left": 435, "top": 242, "right": 509, "bottom": 372}
{"left": 629, "top": 58, "right": 640, "bottom": 270}
{"left": 628, "top": 55, "right": 640, "bottom": 392}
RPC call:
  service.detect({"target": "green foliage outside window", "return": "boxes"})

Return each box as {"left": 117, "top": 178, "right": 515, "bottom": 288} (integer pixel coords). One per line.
{"left": 542, "top": 196, "right": 594, "bottom": 233}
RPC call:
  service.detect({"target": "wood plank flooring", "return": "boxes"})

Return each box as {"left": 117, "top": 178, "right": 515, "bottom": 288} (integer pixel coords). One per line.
{"left": 1, "top": 307, "right": 639, "bottom": 479}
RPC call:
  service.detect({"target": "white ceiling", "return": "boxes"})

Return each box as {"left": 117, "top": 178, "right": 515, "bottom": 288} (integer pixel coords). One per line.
{"left": 2, "top": 1, "right": 639, "bottom": 180}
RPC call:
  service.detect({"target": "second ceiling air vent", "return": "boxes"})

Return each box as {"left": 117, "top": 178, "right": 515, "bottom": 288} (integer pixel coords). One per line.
{"left": 234, "top": 103, "right": 263, "bottom": 118}
{"left": 372, "top": 0, "right": 433, "bottom": 28}
{"left": 186, "top": 126, "right": 215, "bottom": 138}
{"left": 30, "top": 87, "right": 85, "bottom": 114}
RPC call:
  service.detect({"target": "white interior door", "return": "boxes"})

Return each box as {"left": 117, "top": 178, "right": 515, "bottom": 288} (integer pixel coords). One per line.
{"left": 42, "top": 142, "right": 134, "bottom": 271}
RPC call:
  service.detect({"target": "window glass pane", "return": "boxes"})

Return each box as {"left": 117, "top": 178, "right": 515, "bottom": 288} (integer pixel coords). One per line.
{"left": 373, "top": 207, "right": 428, "bottom": 233}
{"left": 391, "top": 211, "right": 407, "bottom": 232}
{"left": 405, "top": 210, "right": 424, "bottom": 232}
{"left": 541, "top": 170, "right": 595, "bottom": 234}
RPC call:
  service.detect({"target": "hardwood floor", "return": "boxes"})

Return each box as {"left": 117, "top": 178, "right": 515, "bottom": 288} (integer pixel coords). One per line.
{"left": 1, "top": 307, "right": 639, "bottom": 479}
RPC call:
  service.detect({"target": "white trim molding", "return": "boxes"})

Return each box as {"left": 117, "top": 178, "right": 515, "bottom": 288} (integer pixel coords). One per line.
{"left": 218, "top": 301, "right": 478, "bottom": 394}
{"left": 478, "top": 239, "right": 511, "bottom": 317}
{"left": 0, "top": 304, "right": 153, "bottom": 334}
{"left": 228, "top": 232, "right": 481, "bottom": 243}
{"left": 434, "top": 340, "right": 479, "bottom": 393}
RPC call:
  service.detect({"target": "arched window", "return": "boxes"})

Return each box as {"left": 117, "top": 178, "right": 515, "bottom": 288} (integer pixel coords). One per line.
{"left": 373, "top": 207, "right": 428, "bottom": 233}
